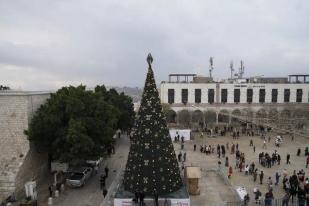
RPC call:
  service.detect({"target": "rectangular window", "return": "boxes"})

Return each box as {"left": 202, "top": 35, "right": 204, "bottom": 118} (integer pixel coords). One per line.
{"left": 271, "top": 89, "right": 278, "bottom": 103}
{"left": 168, "top": 89, "right": 174, "bottom": 104}
{"left": 296, "top": 89, "right": 303, "bottom": 103}
{"left": 247, "top": 89, "right": 253, "bottom": 103}
{"left": 284, "top": 89, "right": 290, "bottom": 102}
{"left": 221, "top": 89, "right": 227, "bottom": 103}
{"left": 195, "top": 89, "right": 201, "bottom": 103}
{"left": 259, "top": 89, "right": 265, "bottom": 103}
{"left": 208, "top": 89, "right": 214, "bottom": 104}
{"left": 234, "top": 89, "right": 240, "bottom": 103}
{"left": 181, "top": 89, "right": 188, "bottom": 104}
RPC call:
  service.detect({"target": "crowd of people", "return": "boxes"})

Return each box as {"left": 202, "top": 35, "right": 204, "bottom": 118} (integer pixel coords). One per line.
{"left": 187, "top": 124, "right": 309, "bottom": 205}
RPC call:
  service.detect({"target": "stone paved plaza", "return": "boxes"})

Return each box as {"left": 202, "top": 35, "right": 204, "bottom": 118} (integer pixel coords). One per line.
{"left": 35, "top": 131, "right": 309, "bottom": 206}
{"left": 175, "top": 131, "right": 309, "bottom": 205}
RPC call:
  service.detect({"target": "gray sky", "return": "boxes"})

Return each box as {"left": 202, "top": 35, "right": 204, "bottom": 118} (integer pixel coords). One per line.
{"left": 0, "top": 0, "right": 308, "bottom": 90}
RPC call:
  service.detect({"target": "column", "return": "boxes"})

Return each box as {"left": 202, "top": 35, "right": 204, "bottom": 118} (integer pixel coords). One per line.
{"left": 216, "top": 111, "right": 219, "bottom": 125}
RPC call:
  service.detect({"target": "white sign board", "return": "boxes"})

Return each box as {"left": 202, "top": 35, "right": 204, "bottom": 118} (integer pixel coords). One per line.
{"left": 169, "top": 129, "right": 191, "bottom": 141}
{"left": 114, "top": 198, "right": 133, "bottom": 206}
{"left": 114, "top": 198, "right": 190, "bottom": 206}
{"left": 171, "top": 198, "right": 190, "bottom": 206}
{"left": 235, "top": 186, "right": 247, "bottom": 201}
{"left": 51, "top": 162, "right": 69, "bottom": 172}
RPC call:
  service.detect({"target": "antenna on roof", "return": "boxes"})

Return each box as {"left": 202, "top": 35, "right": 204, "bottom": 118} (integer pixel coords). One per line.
{"left": 230, "top": 61, "right": 234, "bottom": 79}
{"left": 209, "top": 57, "right": 214, "bottom": 78}
{"left": 239, "top": 60, "right": 245, "bottom": 78}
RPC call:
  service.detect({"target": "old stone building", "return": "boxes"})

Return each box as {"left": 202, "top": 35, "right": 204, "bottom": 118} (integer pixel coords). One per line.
{"left": 0, "top": 91, "right": 50, "bottom": 201}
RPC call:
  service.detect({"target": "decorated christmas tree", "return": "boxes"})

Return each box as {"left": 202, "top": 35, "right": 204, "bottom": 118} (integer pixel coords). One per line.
{"left": 123, "top": 54, "right": 183, "bottom": 195}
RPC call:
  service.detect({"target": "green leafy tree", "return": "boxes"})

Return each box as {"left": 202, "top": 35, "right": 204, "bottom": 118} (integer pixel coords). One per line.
{"left": 124, "top": 54, "right": 182, "bottom": 195}
{"left": 26, "top": 85, "right": 121, "bottom": 164}
{"left": 95, "top": 85, "right": 135, "bottom": 131}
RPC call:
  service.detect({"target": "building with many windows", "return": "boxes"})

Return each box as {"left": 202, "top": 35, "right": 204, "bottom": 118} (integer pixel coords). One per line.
{"left": 160, "top": 74, "right": 309, "bottom": 134}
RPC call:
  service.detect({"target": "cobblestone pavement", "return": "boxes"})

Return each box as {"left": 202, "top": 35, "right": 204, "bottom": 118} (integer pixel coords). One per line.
{"left": 39, "top": 135, "right": 130, "bottom": 206}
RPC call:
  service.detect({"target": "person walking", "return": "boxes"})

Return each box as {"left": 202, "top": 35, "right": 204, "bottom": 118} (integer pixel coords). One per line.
{"left": 183, "top": 152, "right": 186, "bottom": 162}
{"left": 193, "top": 144, "right": 196, "bottom": 151}
{"left": 178, "top": 152, "right": 182, "bottom": 162}
{"left": 277, "top": 154, "right": 281, "bottom": 165}
{"left": 275, "top": 171, "right": 281, "bottom": 185}
{"left": 154, "top": 190, "right": 159, "bottom": 206}
{"left": 297, "top": 148, "right": 301, "bottom": 156}
{"left": 105, "top": 166, "right": 109, "bottom": 178}
{"left": 225, "top": 157, "right": 229, "bottom": 167}
{"left": 103, "top": 187, "right": 108, "bottom": 198}
{"left": 286, "top": 154, "right": 290, "bottom": 164}
{"left": 267, "top": 177, "right": 273, "bottom": 191}
{"left": 282, "top": 191, "right": 290, "bottom": 206}
{"left": 253, "top": 169, "right": 258, "bottom": 182}
{"left": 254, "top": 188, "right": 262, "bottom": 204}
{"left": 228, "top": 166, "right": 233, "bottom": 179}
{"left": 100, "top": 175, "right": 106, "bottom": 189}
{"left": 260, "top": 171, "right": 264, "bottom": 184}
{"left": 48, "top": 185, "right": 53, "bottom": 197}
{"left": 263, "top": 140, "right": 267, "bottom": 149}
{"left": 139, "top": 192, "right": 145, "bottom": 206}
{"left": 134, "top": 191, "right": 139, "bottom": 204}
{"left": 306, "top": 156, "right": 309, "bottom": 168}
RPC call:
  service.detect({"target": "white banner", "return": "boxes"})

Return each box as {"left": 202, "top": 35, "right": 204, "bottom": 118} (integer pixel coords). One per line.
{"left": 169, "top": 129, "right": 191, "bottom": 141}
{"left": 114, "top": 198, "right": 133, "bottom": 206}
{"left": 171, "top": 198, "right": 190, "bottom": 206}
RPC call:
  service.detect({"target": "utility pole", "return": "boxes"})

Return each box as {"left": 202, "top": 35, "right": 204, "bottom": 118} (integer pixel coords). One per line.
{"left": 209, "top": 57, "right": 214, "bottom": 79}
{"left": 239, "top": 60, "right": 245, "bottom": 78}
{"left": 230, "top": 61, "right": 234, "bottom": 79}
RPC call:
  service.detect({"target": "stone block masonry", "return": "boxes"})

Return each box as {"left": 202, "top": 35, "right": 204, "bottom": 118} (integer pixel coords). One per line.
{"left": 0, "top": 91, "right": 51, "bottom": 201}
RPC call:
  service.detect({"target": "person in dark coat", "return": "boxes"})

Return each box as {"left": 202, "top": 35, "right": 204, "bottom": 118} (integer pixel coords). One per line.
{"left": 105, "top": 166, "right": 109, "bottom": 178}
{"left": 139, "top": 192, "right": 145, "bottom": 206}
{"left": 48, "top": 185, "right": 53, "bottom": 197}
{"left": 286, "top": 154, "right": 290, "bottom": 164}
{"left": 103, "top": 187, "right": 108, "bottom": 198}
{"left": 100, "top": 175, "right": 106, "bottom": 189}
{"left": 134, "top": 191, "right": 139, "bottom": 204}
{"left": 297, "top": 148, "right": 301, "bottom": 156}
{"left": 260, "top": 171, "right": 264, "bottom": 184}
{"left": 154, "top": 190, "right": 159, "bottom": 206}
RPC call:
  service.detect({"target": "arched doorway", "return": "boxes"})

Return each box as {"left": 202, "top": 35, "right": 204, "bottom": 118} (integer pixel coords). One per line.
{"left": 218, "top": 109, "right": 229, "bottom": 123}
{"left": 256, "top": 109, "right": 267, "bottom": 125}
{"left": 204, "top": 110, "right": 216, "bottom": 125}
{"left": 231, "top": 109, "right": 242, "bottom": 125}
{"left": 177, "top": 110, "right": 191, "bottom": 128}
{"left": 192, "top": 110, "right": 204, "bottom": 129}
{"left": 165, "top": 109, "right": 177, "bottom": 124}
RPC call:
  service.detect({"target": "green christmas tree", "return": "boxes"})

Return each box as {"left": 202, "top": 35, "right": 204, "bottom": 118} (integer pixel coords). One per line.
{"left": 124, "top": 54, "right": 183, "bottom": 195}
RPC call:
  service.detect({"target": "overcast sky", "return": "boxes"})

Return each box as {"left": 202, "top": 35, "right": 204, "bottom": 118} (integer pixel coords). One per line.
{"left": 0, "top": 0, "right": 308, "bottom": 90}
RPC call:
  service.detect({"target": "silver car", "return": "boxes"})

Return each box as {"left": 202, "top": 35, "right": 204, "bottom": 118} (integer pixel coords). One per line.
{"left": 66, "top": 167, "right": 93, "bottom": 187}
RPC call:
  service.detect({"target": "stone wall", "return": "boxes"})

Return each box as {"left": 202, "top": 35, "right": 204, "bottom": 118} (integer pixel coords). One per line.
{"left": 0, "top": 92, "right": 50, "bottom": 201}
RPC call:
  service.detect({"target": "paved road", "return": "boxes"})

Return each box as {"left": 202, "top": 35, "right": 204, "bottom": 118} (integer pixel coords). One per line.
{"left": 51, "top": 135, "right": 130, "bottom": 206}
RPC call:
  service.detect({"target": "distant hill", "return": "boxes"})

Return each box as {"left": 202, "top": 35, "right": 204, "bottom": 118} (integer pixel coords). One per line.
{"left": 110, "top": 86, "right": 142, "bottom": 103}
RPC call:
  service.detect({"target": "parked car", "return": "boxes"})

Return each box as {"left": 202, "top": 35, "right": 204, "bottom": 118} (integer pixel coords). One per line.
{"left": 66, "top": 167, "right": 93, "bottom": 187}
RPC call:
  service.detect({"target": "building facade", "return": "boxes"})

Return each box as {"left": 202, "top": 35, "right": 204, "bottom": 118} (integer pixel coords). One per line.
{"left": 160, "top": 74, "right": 309, "bottom": 133}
